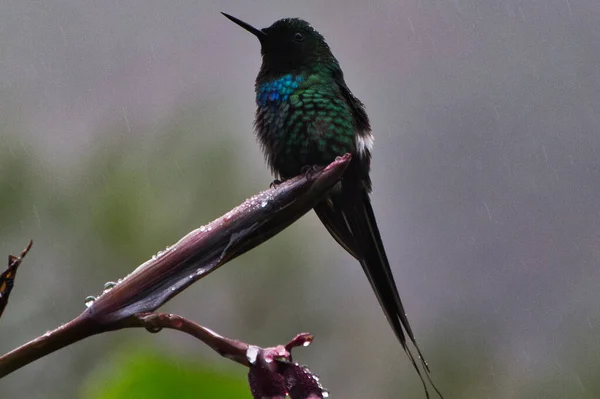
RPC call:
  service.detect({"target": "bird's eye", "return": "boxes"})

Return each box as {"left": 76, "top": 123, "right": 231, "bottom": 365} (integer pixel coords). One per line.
{"left": 293, "top": 32, "right": 304, "bottom": 42}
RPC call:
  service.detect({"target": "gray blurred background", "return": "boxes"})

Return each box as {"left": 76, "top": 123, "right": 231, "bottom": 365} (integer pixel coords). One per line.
{"left": 1, "top": 1, "right": 599, "bottom": 398}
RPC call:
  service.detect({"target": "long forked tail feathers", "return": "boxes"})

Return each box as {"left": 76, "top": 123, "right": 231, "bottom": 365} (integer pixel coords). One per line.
{"left": 354, "top": 190, "right": 444, "bottom": 398}
{"left": 315, "top": 188, "right": 444, "bottom": 398}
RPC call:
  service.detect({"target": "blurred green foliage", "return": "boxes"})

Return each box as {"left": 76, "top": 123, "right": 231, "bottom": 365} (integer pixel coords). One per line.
{"left": 80, "top": 349, "right": 250, "bottom": 399}
{"left": 0, "top": 143, "right": 38, "bottom": 234}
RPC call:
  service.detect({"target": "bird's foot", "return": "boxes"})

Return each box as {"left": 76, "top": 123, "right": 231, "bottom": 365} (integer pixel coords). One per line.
{"left": 301, "top": 164, "right": 321, "bottom": 179}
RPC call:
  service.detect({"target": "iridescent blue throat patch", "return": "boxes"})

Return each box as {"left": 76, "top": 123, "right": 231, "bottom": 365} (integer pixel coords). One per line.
{"left": 256, "top": 74, "right": 304, "bottom": 107}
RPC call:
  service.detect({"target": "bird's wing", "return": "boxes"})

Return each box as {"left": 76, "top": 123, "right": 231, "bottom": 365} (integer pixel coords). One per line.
{"left": 314, "top": 197, "right": 360, "bottom": 260}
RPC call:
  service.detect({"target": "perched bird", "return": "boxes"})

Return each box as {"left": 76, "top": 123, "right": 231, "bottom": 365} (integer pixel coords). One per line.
{"left": 223, "top": 13, "right": 441, "bottom": 397}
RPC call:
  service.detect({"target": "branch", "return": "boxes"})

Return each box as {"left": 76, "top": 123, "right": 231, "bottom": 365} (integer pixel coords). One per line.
{"left": 0, "top": 240, "right": 33, "bottom": 320}
{"left": 0, "top": 155, "right": 350, "bottom": 380}
{"left": 132, "top": 313, "right": 328, "bottom": 399}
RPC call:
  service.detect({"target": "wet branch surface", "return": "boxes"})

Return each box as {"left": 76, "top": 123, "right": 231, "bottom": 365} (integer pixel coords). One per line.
{"left": 0, "top": 155, "right": 350, "bottom": 398}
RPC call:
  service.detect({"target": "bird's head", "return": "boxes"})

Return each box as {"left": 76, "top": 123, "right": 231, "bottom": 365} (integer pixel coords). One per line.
{"left": 222, "top": 13, "right": 337, "bottom": 77}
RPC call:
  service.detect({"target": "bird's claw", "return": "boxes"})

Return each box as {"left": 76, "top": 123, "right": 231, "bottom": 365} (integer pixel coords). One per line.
{"left": 301, "top": 164, "right": 321, "bottom": 179}
{"left": 269, "top": 179, "right": 283, "bottom": 189}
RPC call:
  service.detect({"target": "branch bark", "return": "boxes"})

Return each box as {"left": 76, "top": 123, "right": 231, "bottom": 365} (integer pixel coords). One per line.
{"left": 0, "top": 155, "right": 350, "bottom": 382}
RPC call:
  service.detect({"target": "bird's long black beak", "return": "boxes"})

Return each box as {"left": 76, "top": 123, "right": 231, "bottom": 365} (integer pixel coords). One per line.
{"left": 222, "top": 13, "right": 267, "bottom": 41}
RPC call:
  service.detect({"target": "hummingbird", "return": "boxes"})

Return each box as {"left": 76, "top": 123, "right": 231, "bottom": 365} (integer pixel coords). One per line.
{"left": 223, "top": 13, "right": 441, "bottom": 397}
